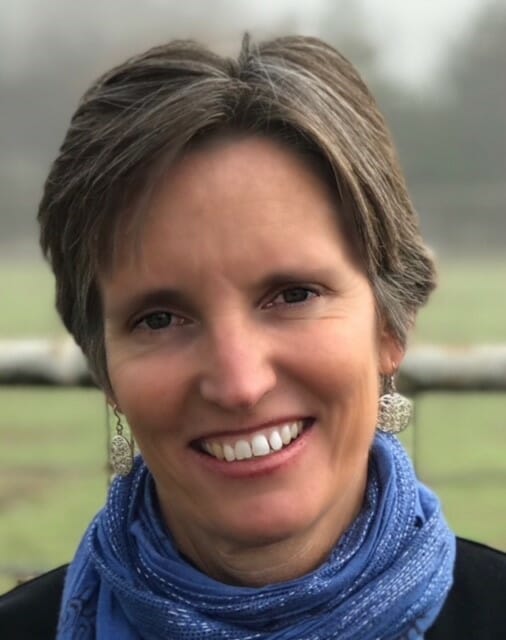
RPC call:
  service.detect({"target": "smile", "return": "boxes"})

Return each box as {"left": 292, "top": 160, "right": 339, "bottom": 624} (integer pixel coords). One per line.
{"left": 198, "top": 420, "right": 307, "bottom": 462}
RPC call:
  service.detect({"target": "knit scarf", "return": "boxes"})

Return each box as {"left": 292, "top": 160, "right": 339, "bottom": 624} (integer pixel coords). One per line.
{"left": 58, "top": 434, "right": 455, "bottom": 639}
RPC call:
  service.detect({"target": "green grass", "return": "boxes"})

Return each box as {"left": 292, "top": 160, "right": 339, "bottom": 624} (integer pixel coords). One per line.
{"left": 0, "top": 387, "right": 106, "bottom": 593}
{"left": 400, "top": 393, "right": 506, "bottom": 550}
{"left": 0, "top": 259, "right": 62, "bottom": 337}
{"left": 414, "top": 257, "right": 506, "bottom": 344}
{"left": 0, "top": 259, "right": 505, "bottom": 593}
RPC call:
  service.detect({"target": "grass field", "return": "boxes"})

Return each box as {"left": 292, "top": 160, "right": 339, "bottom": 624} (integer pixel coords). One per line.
{"left": 1, "top": 258, "right": 505, "bottom": 593}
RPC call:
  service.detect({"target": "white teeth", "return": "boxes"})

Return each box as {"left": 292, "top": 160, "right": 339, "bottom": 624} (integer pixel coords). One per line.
{"left": 269, "top": 430, "right": 283, "bottom": 451}
{"left": 235, "top": 440, "right": 252, "bottom": 460}
{"left": 223, "top": 444, "right": 235, "bottom": 462}
{"left": 251, "top": 434, "right": 270, "bottom": 456}
{"left": 201, "top": 420, "right": 307, "bottom": 462}
{"left": 211, "top": 442, "right": 224, "bottom": 460}
{"left": 281, "top": 425, "right": 292, "bottom": 445}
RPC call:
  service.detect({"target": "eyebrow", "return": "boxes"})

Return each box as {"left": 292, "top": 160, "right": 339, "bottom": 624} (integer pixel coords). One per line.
{"left": 105, "top": 288, "right": 197, "bottom": 322}
{"left": 255, "top": 268, "right": 339, "bottom": 292}
{"left": 105, "top": 266, "right": 341, "bottom": 321}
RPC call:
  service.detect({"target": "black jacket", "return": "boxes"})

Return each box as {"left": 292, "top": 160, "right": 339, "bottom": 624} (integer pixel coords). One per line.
{"left": 1, "top": 538, "right": 505, "bottom": 639}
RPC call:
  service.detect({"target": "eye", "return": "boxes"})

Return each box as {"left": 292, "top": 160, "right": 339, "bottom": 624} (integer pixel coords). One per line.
{"left": 267, "top": 286, "right": 319, "bottom": 307}
{"left": 135, "top": 311, "right": 187, "bottom": 331}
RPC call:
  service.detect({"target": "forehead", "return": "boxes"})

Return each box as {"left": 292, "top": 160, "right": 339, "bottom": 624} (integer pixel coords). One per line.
{"left": 106, "top": 135, "right": 356, "bottom": 277}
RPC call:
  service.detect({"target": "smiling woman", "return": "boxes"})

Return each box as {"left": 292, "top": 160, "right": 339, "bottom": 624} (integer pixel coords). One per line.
{"left": 1, "top": 33, "right": 505, "bottom": 640}
{"left": 101, "top": 136, "right": 397, "bottom": 580}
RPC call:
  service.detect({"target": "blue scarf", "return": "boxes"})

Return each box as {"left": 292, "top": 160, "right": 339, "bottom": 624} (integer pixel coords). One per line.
{"left": 58, "top": 434, "right": 455, "bottom": 639}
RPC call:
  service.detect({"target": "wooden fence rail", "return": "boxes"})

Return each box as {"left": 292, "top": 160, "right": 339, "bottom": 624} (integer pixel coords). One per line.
{"left": 1, "top": 338, "right": 506, "bottom": 392}
{"left": 1, "top": 339, "right": 505, "bottom": 584}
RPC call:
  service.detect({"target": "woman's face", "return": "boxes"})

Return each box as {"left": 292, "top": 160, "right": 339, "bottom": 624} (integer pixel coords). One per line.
{"left": 101, "top": 136, "right": 400, "bottom": 555}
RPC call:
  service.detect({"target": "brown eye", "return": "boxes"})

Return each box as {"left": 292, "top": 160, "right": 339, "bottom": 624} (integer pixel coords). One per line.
{"left": 280, "top": 288, "right": 313, "bottom": 304}
{"left": 146, "top": 312, "right": 172, "bottom": 329}
{"left": 265, "top": 286, "right": 319, "bottom": 309}
{"left": 134, "top": 308, "right": 190, "bottom": 332}
{"left": 142, "top": 312, "right": 174, "bottom": 330}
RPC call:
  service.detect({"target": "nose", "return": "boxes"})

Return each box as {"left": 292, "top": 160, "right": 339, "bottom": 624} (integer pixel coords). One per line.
{"left": 199, "top": 319, "right": 277, "bottom": 411}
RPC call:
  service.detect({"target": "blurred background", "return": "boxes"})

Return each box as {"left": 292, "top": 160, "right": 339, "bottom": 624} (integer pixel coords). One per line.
{"left": 1, "top": 0, "right": 505, "bottom": 591}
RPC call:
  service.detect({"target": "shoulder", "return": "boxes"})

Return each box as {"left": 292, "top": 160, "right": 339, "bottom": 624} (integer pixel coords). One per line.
{"left": 1, "top": 542, "right": 505, "bottom": 639}
{"left": 0, "top": 565, "right": 67, "bottom": 640}
{"left": 427, "top": 537, "right": 506, "bottom": 639}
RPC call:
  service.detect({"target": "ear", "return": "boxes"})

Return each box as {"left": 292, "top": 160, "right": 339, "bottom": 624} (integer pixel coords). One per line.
{"left": 378, "top": 327, "right": 405, "bottom": 376}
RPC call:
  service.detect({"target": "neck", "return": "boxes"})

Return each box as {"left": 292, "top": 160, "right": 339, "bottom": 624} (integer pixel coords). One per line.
{"left": 158, "top": 478, "right": 367, "bottom": 587}
{"left": 177, "top": 524, "right": 336, "bottom": 586}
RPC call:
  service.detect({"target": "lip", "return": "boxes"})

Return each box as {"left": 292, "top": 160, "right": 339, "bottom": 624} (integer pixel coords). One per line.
{"left": 189, "top": 419, "right": 315, "bottom": 479}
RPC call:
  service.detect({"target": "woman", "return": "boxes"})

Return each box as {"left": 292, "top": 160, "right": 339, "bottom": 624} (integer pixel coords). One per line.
{"left": 1, "top": 35, "right": 505, "bottom": 639}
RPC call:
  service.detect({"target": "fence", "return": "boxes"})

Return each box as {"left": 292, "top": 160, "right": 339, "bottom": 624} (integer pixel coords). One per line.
{"left": 1, "top": 338, "right": 506, "bottom": 391}
{"left": 1, "top": 338, "right": 506, "bottom": 583}
{"left": 2, "top": 336, "right": 505, "bottom": 485}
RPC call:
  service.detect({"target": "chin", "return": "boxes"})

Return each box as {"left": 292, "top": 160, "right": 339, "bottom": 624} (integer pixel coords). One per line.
{"left": 212, "top": 495, "right": 324, "bottom": 547}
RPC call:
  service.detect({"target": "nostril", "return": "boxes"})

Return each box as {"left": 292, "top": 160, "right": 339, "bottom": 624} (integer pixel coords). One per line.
{"left": 199, "top": 367, "right": 276, "bottom": 411}
{"left": 198, "top": 325, "right": 278, "bottom": 411}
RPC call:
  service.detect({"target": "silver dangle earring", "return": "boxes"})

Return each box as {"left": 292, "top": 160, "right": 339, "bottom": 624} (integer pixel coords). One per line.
{"left": 376, "top": 374, "right": 412, "bottom": 434}
{"left": 110, "top": 405, "right": 134, "bottom": 476}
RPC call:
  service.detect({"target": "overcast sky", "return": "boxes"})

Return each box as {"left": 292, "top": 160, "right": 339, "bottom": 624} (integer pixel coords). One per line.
{"left": 360, "top": 0, "right": 494, "bottom": 87}
{"left": 0, "top": 0, "right": 499, "bottom": 89}
{"left": 247, "top": 0, "right": 495, "bottom": 88}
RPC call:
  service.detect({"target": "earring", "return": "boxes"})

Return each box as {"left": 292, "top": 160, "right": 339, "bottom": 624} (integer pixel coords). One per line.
{"left": 110, "top": 405, "right": 134, "bottom": 476}
{"left": 376, "top": 374, "right": 412, "bottom": 433}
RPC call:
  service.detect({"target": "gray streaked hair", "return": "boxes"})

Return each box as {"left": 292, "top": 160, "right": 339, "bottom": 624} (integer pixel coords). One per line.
{"left": 38, "top": 34, "right": 436, "bottom": 390}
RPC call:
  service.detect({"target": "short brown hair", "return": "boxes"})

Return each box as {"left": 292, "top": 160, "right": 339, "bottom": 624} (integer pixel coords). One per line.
{"left": 38, "top": 34, "right": 436, "bottom": 390}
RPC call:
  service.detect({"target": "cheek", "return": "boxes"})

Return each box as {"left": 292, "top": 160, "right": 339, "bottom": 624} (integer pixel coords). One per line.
{"left": 108, "top": 352, "right": 192, "bottom": 434}
{"left": 286, "top": 319, "right": 380, "bottom": 395}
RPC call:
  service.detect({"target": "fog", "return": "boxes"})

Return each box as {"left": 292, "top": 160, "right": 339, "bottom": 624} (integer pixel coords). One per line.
{"left": 1, "top": 0, "right": 505, "bottom": 258}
